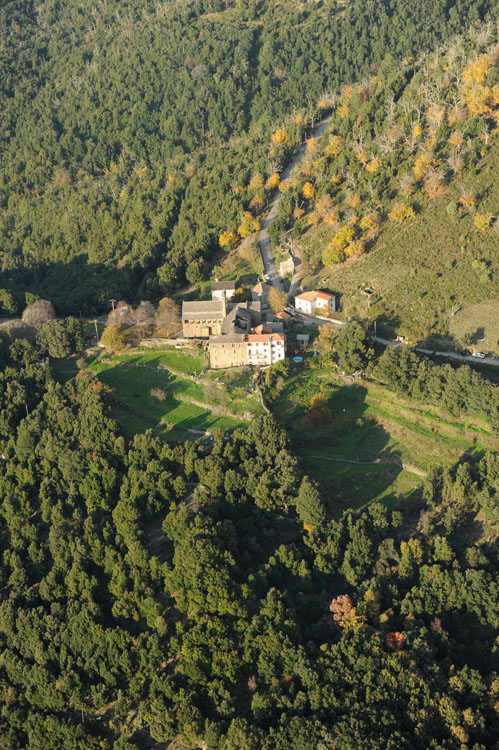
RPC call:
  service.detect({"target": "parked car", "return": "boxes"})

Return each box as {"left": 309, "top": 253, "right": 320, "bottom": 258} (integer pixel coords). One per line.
{"left": 472, "top": 351, "right": 486, "bottom": 358}
{"left": 284, "top": 307, "right": 296, "bottom": 317}
{"left": 263, "top": 273, "right": 271, "bottom": 281}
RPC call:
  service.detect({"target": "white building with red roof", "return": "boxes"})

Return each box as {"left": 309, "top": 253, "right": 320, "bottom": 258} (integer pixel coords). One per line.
{"left": 294, "top": 290, "right": 336, "bottom": 316}
{"left": 247, "top": 330, "right": 286, "bottom": 367}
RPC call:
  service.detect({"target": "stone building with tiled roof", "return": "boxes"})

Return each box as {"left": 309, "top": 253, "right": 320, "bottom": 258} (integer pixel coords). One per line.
{"left": 183, "top": 289, "right": 286, "bottom": 369}
{"left": 251, "top": 282, "right": 271, "bottom": 304}
{"left": 181, "top": 299, "right": 226, "bottom": 338}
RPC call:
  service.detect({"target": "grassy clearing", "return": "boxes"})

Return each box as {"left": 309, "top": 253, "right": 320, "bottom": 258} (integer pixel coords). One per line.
{"left": 53, "top": 346, "right": 261, "bottom": 440}
{"left": 449, "top": 300, "right": 499, "bottom": 355}
{"left": 174, "top": 235, "right": 264, "bottom": 304}
{"left": 304, "top": 455, "right": 421, "bottom": 513}
{"left": 95, "top": 347, "right": 206, "bottom": 376}
{"left": 218, "top": 236, "right": 263, "bottom": 289}
{"left": 270, "top": 362, "right": 499, "bottom": 514}
{"left": 205, "top": 367, "right": 265, "bottom": 417}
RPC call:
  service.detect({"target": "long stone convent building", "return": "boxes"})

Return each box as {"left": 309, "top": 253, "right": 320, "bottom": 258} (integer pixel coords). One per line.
{"left": 181, "top": 289, "right": 286, "bottom": 369}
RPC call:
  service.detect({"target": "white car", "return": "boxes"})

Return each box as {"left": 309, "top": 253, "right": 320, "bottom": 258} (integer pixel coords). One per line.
{"left": 472, "top": 352, "right": 486, "bottom": 358}
{"left": 263, "top": 273, "right": 271, "bottom": 281}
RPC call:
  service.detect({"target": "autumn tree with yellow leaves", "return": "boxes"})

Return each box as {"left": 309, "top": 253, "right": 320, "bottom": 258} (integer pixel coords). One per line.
{"left": 389, "top": 203, "right": 415, "bottom": 223}
{"left": 219, "top": 231, "right": 237, "bottom": 249}
{"left": 302, "top": 181, "right": 315, "bottom": 200}
{"left": 271, "top": 128, "right": 289, "bottom": 146}
{"left": 237, "top": 211, "right": 260, "bottom": 237}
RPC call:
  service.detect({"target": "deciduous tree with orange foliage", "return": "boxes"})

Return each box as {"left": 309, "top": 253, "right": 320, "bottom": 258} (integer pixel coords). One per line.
{"left": 265, "top": 172, "right": 281, "bottom": 190}
{"left": 329, "top": 594, "right": 366, "bottom": 633}
{"left": 386, "top": 632, "right": 405, "bottom": 651}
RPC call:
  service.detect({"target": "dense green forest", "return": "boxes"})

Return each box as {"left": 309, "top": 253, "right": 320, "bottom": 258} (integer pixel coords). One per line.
{"left": 0, "top": 339, "right": 499, "bottom": 748}
{"left": 3, "top": 3, "right": 499, "bottom": 748}
{"left": 0, "top": 0, "right": 497, "bottom": 312}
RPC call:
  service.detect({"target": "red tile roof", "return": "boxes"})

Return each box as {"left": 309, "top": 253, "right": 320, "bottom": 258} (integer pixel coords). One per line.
{"left": 295, "top": 290, "right": 334, "bottom": 302}
{"left": 247, "top": 333, "right": 286, "bottom": 342}
{"left": 315, "top": 291, "right": 334, "bottom": 300}
{"left": 253, "top": 324, "right": 272, "bottom": 334}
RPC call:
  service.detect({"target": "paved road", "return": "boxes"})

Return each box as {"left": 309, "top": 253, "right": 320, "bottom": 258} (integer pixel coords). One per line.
{"left": 258, "top": 115, "right": 332, "bottom": 294}
{"left": 255, "top": 122, "right": 499, "bottom": 370}
{"left": 373, "top": 336, "right": 499, "bottom": 367}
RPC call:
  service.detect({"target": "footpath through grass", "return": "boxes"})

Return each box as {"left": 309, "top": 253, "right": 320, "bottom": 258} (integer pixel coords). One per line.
{"left": 269, "top": 361, "right": 499, "bottom": 514}
{"left": 53, "top": 346, "right": 264, "bottom": 440}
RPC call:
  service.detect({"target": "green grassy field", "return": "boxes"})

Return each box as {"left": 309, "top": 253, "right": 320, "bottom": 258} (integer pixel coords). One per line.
{"left": 449, "top": 300, "right": 499, "bottom": 355}
{"left": 216, "top": 235, "right": 263, "bottom": 290}
{"left": 52, "top": 346, "right": 263, "bottom": 440}
{"left": 52, "top": 344, "right": 498, "bottom": 514}
{"left": 269, "top": 361, "right": 499, "bottom": 514}
{"left": 94, "top": 347, "right": 207, "bottom": 376}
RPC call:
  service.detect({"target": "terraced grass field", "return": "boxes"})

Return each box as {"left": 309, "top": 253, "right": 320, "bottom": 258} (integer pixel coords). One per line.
{"left": 270, "top": 362, "right": 499, "bottom": 514}
{"left": 53, "top": 346, "right": 264, "bottom": 440}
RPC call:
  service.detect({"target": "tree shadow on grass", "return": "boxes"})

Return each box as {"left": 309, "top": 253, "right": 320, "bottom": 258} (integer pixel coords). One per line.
{"left": 100, "top": 362, "right": 241, "bottom": 437}
{"left": 289, "top": 383, "right": 420, "bottom": 514}
{"left": 373, "top": 312, "right": 402, "bottom": 340}
{"left": 470, "top": 326, "right": 486, "bottom": 345}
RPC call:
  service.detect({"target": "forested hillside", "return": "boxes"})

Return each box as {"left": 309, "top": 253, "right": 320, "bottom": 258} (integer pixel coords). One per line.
{"left": 3, "top": 4, "right": 499, "bottom": 749}
{"left": 1, "top": 341, "right": 499, "bottom": 748}
{"left": 0, "top": 0, "right": 496, "bottom": 312}
{"left": 254, "top": 25, "right": 499, "bottom": 344}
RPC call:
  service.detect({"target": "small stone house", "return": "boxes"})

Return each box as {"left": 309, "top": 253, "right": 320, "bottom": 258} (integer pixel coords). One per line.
{"left": 208, "top": 334, "right": 248, "bottom": 368}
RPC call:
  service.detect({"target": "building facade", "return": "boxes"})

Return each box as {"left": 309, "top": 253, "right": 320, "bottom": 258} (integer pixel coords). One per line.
{"left": 209, "top": 329, "right": 286, "bottom": 369}
{"left": 294, "top": 290, "right": 336, "bottom": 316}
{"left": 247, "top": 332, "right": 286, "bottom": 367}
{"left": 208, "top": 335, "right": 248, "bottom": 368}
{"left": 211, "top": 281, "right": 236, "bottom": 300}
{"left": 182, "top": 299, "right": 226, "bottom": 338}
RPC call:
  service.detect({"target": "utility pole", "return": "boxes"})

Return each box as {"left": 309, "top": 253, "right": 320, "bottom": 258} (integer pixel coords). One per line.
{"left": 374, "top": 320, "right": 377, "bottom": 339}
{"left": 110, "top": 299, "right": 116, "bottom": 311}
{"left": 94, "top": 319, "right": 99, "bottom": 343}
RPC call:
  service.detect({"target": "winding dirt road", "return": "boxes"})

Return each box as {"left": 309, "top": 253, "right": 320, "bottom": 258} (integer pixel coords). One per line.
{"left": 258, "top": 115, "right": 332, "bottom": 295}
